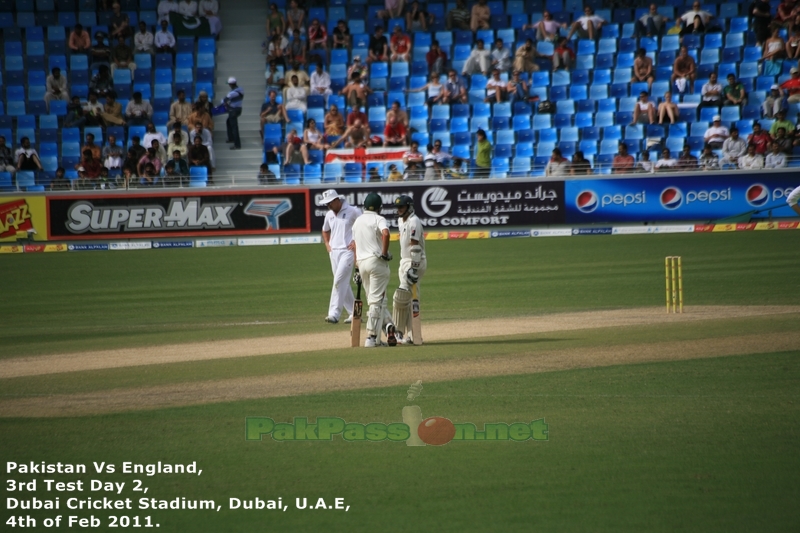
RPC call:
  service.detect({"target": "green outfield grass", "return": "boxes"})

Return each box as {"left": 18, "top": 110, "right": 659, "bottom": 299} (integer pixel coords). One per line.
{"left": 1, "top": 231, "right": 799, "bottom": 531}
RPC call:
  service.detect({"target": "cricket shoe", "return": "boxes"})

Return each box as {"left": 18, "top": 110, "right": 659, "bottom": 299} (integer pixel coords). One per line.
{"left": 324, "top": 316, "right": 338, "bottom": 324}
{"left": 402, "top": 335, "right": 414, "bottom": 345}
{"left": 386, "top": 324, "right": 397, "bottom": 347}
{"left": 344, "top": 316, "right": 353, "bottom": 324}
{"left": 364, "top": 336, "right": 386, "bottom": 348}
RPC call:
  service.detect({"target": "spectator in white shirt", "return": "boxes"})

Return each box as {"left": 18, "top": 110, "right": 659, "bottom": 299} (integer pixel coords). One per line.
{"left": 462, "top": 39, "right": 491, "bottom": 76}
{"left": 155, "top": 20, "right": 176, "bottom": 53}
{"left": 719, "top": 128, "right": 747, "bottom": 167}
{"left": 655, "top": 148, "right": 678, "bottom": 171}
{"left": 134, "top": 21, "right": 154, "bottom": 54}
{"left": 765, "top": 142, "right": 788, "bottom": 168}
{"left": 44, "top": 67, "right": 69, "bottom": 111}
{"left": 636, "top": 151, "right": 655, "bottom": 173}
{"left": 177, "top": 0, "right": 198, "bottom": 16}
{"left": 699, "top": 72, "right": 723, "bottom": 108}
{"left": 738, "top": 144, "right": 764, "bottom": 169}
{"left": 699, "top": 146, "right": 720, "bottom": 170}
{"left": 484, "top": 69, "right": 506, "bottom": 103}
{"left": 199, "top": 0, "right": 221, "bottom": 35}
{"left": 679, "top": 1, "right": 713, "bottom": 35}
{"left": 490, "top": 39, "right": 511, "bottom": 73}
{"left": 545, "top": 148, "right": 570, "bottom": 176}
{"left": 634, "top": 3, "right": 670, "bottom": 38}
{"left": 566, "top": 6, "right": 605, "bottom": 41}
{"left": 284, "top": 75, "right": 308, "bottom": 112}
{"left": 157, "top": 0, "right": 179, "bottom": 23}
{"left": 704, "top": 115, "right": 729, "bottom": 149}
{"left": 310, "top": 62, "right": 332, "bottom": 103}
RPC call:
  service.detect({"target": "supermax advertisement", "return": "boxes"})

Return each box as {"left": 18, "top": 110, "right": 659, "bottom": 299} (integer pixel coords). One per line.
{"left": 565, "top": 172, "right": 800, "bottom": 223}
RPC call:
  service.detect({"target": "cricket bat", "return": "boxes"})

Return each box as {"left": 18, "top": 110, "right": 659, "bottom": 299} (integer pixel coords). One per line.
{"left": 411, "top": 283, "right": 422, "bottom": 345}
{"left": 350, "top": 281, "right": 363, "bottom": 348}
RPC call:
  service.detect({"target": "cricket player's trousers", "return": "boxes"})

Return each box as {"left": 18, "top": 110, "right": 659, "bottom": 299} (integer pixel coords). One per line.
{"left": 359, "top": 255, "right": 393, "bottom": 337}
{"left": 328, "top": 248, "right": 356, "bottom": 320}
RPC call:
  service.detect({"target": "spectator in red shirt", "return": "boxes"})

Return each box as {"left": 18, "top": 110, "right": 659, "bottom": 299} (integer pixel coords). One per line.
{"left": 780, "top": 66, "right": 800, "bottom": 102}
{"left": 747, "top": 122, "right": 772, "bottom": 154}
{"left": 384, "top": 115, "right": 407, "bottom": 146}
{"left": 308, "top": 19, "right": 327, "bottom": 51}
{"left": 347, "top": 107, "right": 369, "bottom": 130}
{"left": 426, "top": 40, "right": 447, "bottom": 75}
{"left": 611, "top": 143, "right": 635, "bottom": 173}
{"left": 390, "top": 25, "right": 411, "bottom": 62}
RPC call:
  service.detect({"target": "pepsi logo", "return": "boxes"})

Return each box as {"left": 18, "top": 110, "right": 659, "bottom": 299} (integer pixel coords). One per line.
{"left": 575, "top": 190, "right": 598, "bottom": 213}
{"left": 660, "top": 187, "right": 683, "bottom": 210}
{"left": 745, "top": 184, "right": 769, "bottom": 207}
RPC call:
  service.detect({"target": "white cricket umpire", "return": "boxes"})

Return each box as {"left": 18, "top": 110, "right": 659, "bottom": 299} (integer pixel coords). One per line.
{"left": 319, "top": 189, "right": 361, "bottom": 324}
{"left": 392, "top": 195, "right": 427, "bottom": 344}
{"left": 352, "top": 192, "right": 397, "bottom": 347}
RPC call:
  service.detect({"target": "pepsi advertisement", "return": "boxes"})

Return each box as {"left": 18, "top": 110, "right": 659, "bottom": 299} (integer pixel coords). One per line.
{"left": 565, "top": 172, "right": 800, "bottom": 223}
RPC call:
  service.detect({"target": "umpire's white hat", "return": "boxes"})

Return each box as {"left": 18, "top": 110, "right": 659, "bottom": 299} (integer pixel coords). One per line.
{"left": 317, "top": 189, "right": 344, "bottom": 206}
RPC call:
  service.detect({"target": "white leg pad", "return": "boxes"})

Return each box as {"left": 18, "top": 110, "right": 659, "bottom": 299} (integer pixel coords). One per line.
{"left": 392, "top": 288, "right": 412, "bottom": 335}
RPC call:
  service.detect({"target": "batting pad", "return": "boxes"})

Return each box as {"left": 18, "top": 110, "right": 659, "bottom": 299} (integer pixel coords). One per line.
{"left": 392, "top": 288, "right": 412, "bottom": 335}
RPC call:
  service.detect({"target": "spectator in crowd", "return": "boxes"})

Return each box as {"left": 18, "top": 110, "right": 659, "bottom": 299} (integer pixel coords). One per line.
{"left": 368, "top": 166, "right": 383, "bottom": 182}
{"left": 168, "top": 122, "right": 189, "bottom": 153}
{"left": 513, "top": 39, "right": 542, "bottom": 74}
{"left": 612, "top": 143, "right": 635, "bottom": 173}
{"left": 44, "top": 67, "right": 69, "bottom": 112}
{"left": 773, "top": 127, "right": 793, "bottom": 153}
{"left": 283, "top": 129, "right": 310, "bottom": 165}
{"left": 631, "top": 91, "right": 656, "bottom": 125}
{"left": 100, "top": 93, "right": 124, "bottom": 126}
{"left": 384, "top": 115, "right": 407, "bottom": 147}
{"left": 82, "top": 133, "right": 102, "bottom": 161}
{"left": 285, "top": 0, "right": 305, "bottom": 36}
{"left": 463, "top": 39, "right": 492, "bottom": 76}
{"left": 699, "top": 145, "right": 720, "bottom": 170}
{"left": 762, "top": 24, "right": 786, "bottom": 76}
{"left": 144, "top": 122, "right": 167, "bottom": 153}
{"left": 390, "top": 25, "right": 411, "bottom": 62}
{"left": 719, "top": 128, "right": 746, "bottom": 168}
{"left": 134, "top": 21, "right": 154, "bottom": 54}
{"left": 403, "top": 141, "right": 425, "bottom": 180}
{"left": 324, "top": 105, "right": 345, "bottom": 137}
{"left": 188, "top": 136, "right": 212, "bottom": 173}
{"left": 150, "top": 138, "right": 168, "bottom": 164}
{"left": 83, "top": 92, "right": 106, "bottom": 126}
{"left": 636, "top": 151, "right": 654, "bottom": 173}
{"left": 266, "top": 32, "right": 288, "bottom": 67}
{"left": 155, "top": 19, "right": 176, "bottom": 54}
{"left": 265, "top": 61, "right": 286, "bottom": 94}
{"left": 786, "top": 24, "right": 800, "bottom": 61}
{"left": 474, "top": 129, "right": 492, "bottom": 179}
{"left": 723, "top": 74, "right": 747, "bottom": 107}
{"left": 308, "top": 19, "right": 327, "bottom": 51}
{"left": 631, "top": 48, "right": 654, "bottom": 89}
{"left": 679, "top": 1, "right": 714, "bottom": 35}
{"left": 739, "top": 143, "right": 764, "bottom": 169}
{"left": 348, "top": 56, "right": 368, "bottom": 82}
{"left": 158, "top": 0, "right": 179, "bottom": 23}
{"left": 552, "top": 37, "right": 575, "bottom": 71}
{"left": 770, "top": 109, "right": 794, "bottom": 138}
{"left": 167, "top": 131, "right": 189, "bottom": 160}
{"left": 334, "top": 120, "right": 370, "bottom": 148}
{"left": 424, "top": 141, "right": 452, "bottom": 180}
{"left": 386, "top": 100, "right": 409, "bottom": 130}
{"left": 699, "top": 72, "right": 724, "bottom": 108}
{"left": 775, "top": 0, "right": 797, "bottom": 28}
{"left": 260, "top": 91, "right": 288, "bottom": 136}
{"left": 658, "top": 91, "right": 679, "bottom": 124}
{"left": 368, "top": 26, "right": 389, "bottom": 64}
{"left": 187, "top": 101, "right": 214, "bottom": 131}
{"left": 102, "top": 134, "right": 124, "bottom": 170}
{"left": 443, "top": 70, "right": 468, "bottom": 104}
{"left": 347, "top": 106, "right": 369, "bottom": 129}
{"left": 655, "top": 148, "right": 678, "bottom": 172}
{"left": 0, "top": 136, "right": 16, "bottom": 174}
{"left": 168, "top": 90, "right": 192, "bottom": 129}
{"left": 380, "top": 0, "right": 405, "bottom": 20}
{"left": 69, "top": 24, "right": 91, "bottom": 54}
{"left": 178, "top": 0, "right": 197, "bottom": 16}
{"left": 704, "top": 115, "right": 729, "bottom": 149}
{"left": 332, "top": 20, "right": 351, "bottom": 49}
{"left": 780, "top": 67, "right": 800, "bottom": 102}
{"left": 50, "top": 167, "right": 70, "bottom": 191}
{"left": 89, "top": 65, "right": 113, "bottom": 98}
{"left": 120, "top": 161, "right": 137, "bottom": 188}
{"left": 545, "top": 148, "right": 570, "bottom": 176}
{"left": 258, "top": 163, "right": 279, "bottom": 185}
{"left": 677, "top": 145, "right": 698, "bottom": 171}
{"left": 223, "top": 77, "right": 244, "bottom": 150}
{"left": 126, "top": 92, "right": 153, "bottom": 126}
{"left": 406, "top": 0, "right": 433, "bottom": 31}
{"left": 287, "top": 29, "right": 306, "bottom": 65}
{"left": 16, "top": 138, "right": 42, "bottom": 172}
{"left": 407, "top": 73, "right": 445, "bottom": 107}
{"left": 470, "top": 0, "right": 491, "bottom": 32}
{"left": 634, "top": 3, "right": 670, "bottom": 38}
{"left": 310, "top": 62, "right": 333, "bottom": 103}
{"left": 139, "top": 163, "right": 158, "bottom": 185}
{"left": 90, "top": 32, "right": 111, "bottom": 68}
{"left": 571, "top": 151, "right": 592, "bottom": 175}
{"left": 532, "top": 11, "right": 566, "bottom": 42}
{"left": 484, "top": 69, "right": 506, "bottom": 103}
{"left": 64, "top": 96, "right": 87, "bottom": 128}
{"left": 671, "top": 46, "right": 696, "bottom": 94}
{"left": 506, "top": 70, "right": 529, "bottom": 105}
{"left": 284, "top": 61, "right": 310, "bottom": 93}
{"left": 750, "top": 0, "right": 773, "bottom": 45}
{"left": 128, "top": 136, "right": 147, "bottom": 164}
{"left": 490, "top": 38, "right": 512, "bottom": 73}
{"left": 387, "top": 163, "right": 403, "bottom": 181}
{"left": 266, "top": 3, "right": 285, "bottom": 36}
{"left": 190, "top": 123, "right": 215, "bottom": 169}
{"left": 566, "top": 6, "right": 605, "bottom": 41}
{"left": 199, "top": 0, "right": 221, "bottom": 35}
{"left": 110, "top": 2, "right": 130, "bottom": 39}
{"left": 447, "top": 0, "right": 470, "bottom": 31}
{"left": 341, "top": 73, "right": 371, "bottom": 110}
{"left": 748, "top": 121, "right": 772, "bottom": 153}
{"left": 426, "top": 40, "right": 447, "bottom": 75}
{"left": 765, "top": 142, "right": 788, "bottom": 168}
{"left": 763, "top": 84, "right": 788, "bottom": 118}
{"left": 165, "top": 150, "right": 190, "bottom": 186}
{"left": 76, "top": 150, "right": 103, "bottom": 188}
{"left": 304, "top": 119, "right": 330, "bottom": 152}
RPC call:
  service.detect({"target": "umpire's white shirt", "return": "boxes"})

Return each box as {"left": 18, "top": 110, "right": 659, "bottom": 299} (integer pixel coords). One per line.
{"left": 323, "top": 201, "right": 361, "bottom": 249}
{"left": 399, "top": 214, "right": 426, "bottom": 260}
{"left": 353, "top": 211, "right": 388, "bottom": 261}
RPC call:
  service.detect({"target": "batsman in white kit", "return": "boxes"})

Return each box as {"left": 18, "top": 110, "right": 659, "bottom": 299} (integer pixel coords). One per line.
{"left": 392, "top": 195, "right": 426, "bottom": 345}
{"left": 319, "top": 189, "right": 362, "bottom": 324}
{"left": 352, "top": 192, "right": 398, "bottom": 348}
